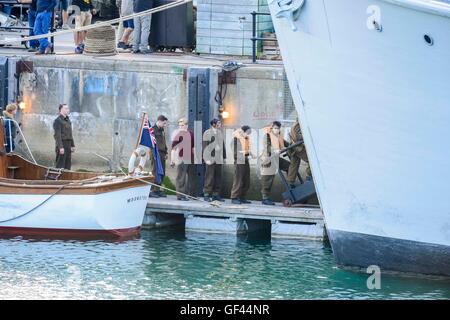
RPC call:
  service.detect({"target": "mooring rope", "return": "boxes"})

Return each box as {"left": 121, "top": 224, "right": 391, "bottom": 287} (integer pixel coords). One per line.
{"left": 0, "top": 0, "right": 193, "bottom": 45}
{"left": 0, "top": 183, "right": 67, "bottom": 223}
{"left": 117, "top": 166, "right": 222, "bottom": 208}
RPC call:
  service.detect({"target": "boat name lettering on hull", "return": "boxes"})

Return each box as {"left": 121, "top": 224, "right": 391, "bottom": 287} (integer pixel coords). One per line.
{"left": 127, "top": 195, "right": 148, "bottom": 204}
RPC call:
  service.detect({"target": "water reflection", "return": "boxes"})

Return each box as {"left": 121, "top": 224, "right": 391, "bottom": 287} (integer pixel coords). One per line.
{"left": 0, "top": 228, "right": 449, "bottom": 299}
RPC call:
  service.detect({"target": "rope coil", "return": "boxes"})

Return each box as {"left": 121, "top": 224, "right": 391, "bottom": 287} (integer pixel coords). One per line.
{"left": 83, "top": 25, "right": 117, "bottom": 56}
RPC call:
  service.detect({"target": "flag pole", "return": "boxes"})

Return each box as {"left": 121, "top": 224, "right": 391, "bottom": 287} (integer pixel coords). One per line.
{"left": 135, "top": 112, "right": 147, "bottom": 150}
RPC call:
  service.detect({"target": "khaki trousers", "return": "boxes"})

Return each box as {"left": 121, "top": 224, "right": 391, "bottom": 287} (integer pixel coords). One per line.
{"left": 203, "top": 163, "right": 222, "bottom": 196}
{"left": 230, "top": 161, "right": 250, "bottom": 199}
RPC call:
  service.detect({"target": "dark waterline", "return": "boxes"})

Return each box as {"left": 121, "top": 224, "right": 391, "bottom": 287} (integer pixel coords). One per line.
{"left": 0, "top": 228, "right": 449, "bottom": 299}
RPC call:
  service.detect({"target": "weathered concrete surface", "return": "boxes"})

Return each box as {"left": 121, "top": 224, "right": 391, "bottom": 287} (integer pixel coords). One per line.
{"left": 6, "top": 51, "right": 308, "bottom": 200}
{"left": 18, "top": 55, "right": 188, "bottom": 172}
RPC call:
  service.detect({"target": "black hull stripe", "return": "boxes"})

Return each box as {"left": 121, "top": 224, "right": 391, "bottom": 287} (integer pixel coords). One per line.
{"left": 327, "top": 229, "right": 450, "bottom": 277}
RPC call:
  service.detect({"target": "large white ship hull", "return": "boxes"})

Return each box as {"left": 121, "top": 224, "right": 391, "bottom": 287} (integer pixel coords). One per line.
{"left": 269, "top": 0, "right": 450, "bottom": 276}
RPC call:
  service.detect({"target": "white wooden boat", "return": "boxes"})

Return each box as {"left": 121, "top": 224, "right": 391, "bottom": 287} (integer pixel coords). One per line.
{"left": 0, "top": 118, "right": 152, "bottom": 238}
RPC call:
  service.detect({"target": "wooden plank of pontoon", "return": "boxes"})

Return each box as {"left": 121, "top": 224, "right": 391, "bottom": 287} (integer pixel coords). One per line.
{"left": 147, "top": 196, "right": 323, "bottom": 223}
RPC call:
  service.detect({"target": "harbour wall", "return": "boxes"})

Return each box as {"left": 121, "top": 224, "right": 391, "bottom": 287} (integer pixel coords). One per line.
{"left": 12, "top": 55, "right": 306, "bottom": 201}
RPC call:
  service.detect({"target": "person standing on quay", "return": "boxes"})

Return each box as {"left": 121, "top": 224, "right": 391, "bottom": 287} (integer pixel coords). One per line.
{"left": 287, "top": 118, "right": 311, "bottom": 186}
{"left": 34, "top": 0, "right": 57, "bottom": 55}
{"left": 53, "top": 104, "right": 75, "bottom": 170}
{"left": 117, "top": 0, "right": 134, "bottom": 50}
{"left": 171, "top": 118, "right": 195, "bottom": 201}
{"left": 72, "top": 0, "right": 97, "bottom": 54}
{"left": 149, "top": 115, "right": 168, "bottom": 198}
{"left": 230, "top": 125, "right": 253, "bottom": 205}
{"left": 203, "top": 118, "right": 226, "bottom": 202}
{"left": 132, "top": 0, "right": 154, "bottom": 54}
{"left": 18, "top": 0, "right": 40, "bottom": 52}
{"left": 259, "top": 121, "right": 289, "bottom": 205}
{"left": 2, "top": 104, "right": 18, "bottom": 153}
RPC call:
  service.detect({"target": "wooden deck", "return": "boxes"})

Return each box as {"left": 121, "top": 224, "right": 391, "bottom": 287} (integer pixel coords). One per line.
{"left": 146, "top": 195, "right": 323, "bottom": 223}
{"left": 145, "top": 196, "right": 325, "bottom": 240}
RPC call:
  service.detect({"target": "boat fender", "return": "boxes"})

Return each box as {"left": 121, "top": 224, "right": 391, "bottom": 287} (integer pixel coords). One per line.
{"left": 128, "top": 147, "right": 148, "bottom": 175}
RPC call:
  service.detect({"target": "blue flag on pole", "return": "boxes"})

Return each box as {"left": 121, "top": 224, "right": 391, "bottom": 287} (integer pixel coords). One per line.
{"left": 139, "top": 115, "right": 164, "bottom": 184}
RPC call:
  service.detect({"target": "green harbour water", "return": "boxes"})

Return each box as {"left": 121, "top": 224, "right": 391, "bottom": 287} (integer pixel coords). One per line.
{"left": 0, "top": 228, "right": 449, "bottom": 300}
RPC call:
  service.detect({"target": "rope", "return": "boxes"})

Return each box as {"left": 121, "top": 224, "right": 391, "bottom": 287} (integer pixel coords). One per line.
{"left": 0, "top": 0, "right": 193, "bottom": 45}
{"left": 11, "top": 118, "right": 37, "bottom": 164}
{"left": 0, "top": 172, "right": 136, "bottom": 224}
{"left": 116, "top": 166, "right": 221, "bottom": 207}
{"left": 91, "top": 151, "right": 214, "bottom": 204}
{"left": 0, "top": 183, "right": 66, "bottom": 223}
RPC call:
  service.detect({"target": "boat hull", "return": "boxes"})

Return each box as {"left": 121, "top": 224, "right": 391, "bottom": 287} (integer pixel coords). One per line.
{"left": 0, "top": 185, "right": 151, "bottom": 238}
{"left": 269, "top": 0, "right": 450, "bottom": 276}
{"left": 328, "top": 229, "right": 450, "bottom": 276}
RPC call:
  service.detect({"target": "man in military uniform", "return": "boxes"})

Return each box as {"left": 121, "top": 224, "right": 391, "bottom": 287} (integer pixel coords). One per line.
{"left": 230, "top": 125, "right": 253, "bottom": 205}
{"left": 53, "top": 104, "right": 75, "bottom": 170}
{"left": 171, "top": 118, "right": 196, "bottom": 201}
{"left": 287, "top": 118, "right": 311, "bottom": 186}
{"left": 149, "top": 115, "right": 168, "bottom": 198}
{"left": 203, "top": 118, "right": 226, "bottom": 202}
{"left": 259, "top": 121, "right": 289, "bottom": 205}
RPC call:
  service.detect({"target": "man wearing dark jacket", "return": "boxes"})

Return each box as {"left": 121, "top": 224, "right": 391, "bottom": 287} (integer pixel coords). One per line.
{"left": 132, "top": 0, "right": 154, "bottom": 54}
{"left": 149, "top": 115, "right": 168, "bottom": 198}
{"left": 34, "top": 0, "right": 57, "bottom": 54}
{"left": 53, "top": 104, "right": 75, "bottom": 170}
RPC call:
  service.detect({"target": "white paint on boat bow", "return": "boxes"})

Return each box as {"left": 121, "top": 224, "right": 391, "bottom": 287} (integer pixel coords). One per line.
{"left": 0, "top": 185, "right": 151, "bottom": 231}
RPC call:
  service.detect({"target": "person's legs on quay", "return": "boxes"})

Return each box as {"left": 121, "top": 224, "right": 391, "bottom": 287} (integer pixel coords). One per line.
{"left": 139, "top": 14, "right": 151, "bottom": 53}
{"left": 261, "top": 174, "right": 275, "bottom": 205}
{"left": 132, "top": 16, "right": 141, "bottom": 53}
{"left": 231, "top": 164, "right": 245, "bottom": 204}
{"left": 212, "top": 164, "right": 224, "bottom": 201}
{"left": 203, "top": 163, "right": 215, "bottom": 201}
{"left": 175, "top": 162, "right": 189, "bottom": 200}
{"left": 36, "top": 11, "right": 52, "bottom": 54}
{"left": 28, "top": 9, "right": 39, "bottom": 51}
{"left": 240, "top": 161, "right": 251, "bottom": 204}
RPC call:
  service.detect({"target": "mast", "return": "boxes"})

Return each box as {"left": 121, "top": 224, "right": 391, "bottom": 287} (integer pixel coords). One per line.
{"left": 134, "top": 112, "right": 147, "bottom": 150}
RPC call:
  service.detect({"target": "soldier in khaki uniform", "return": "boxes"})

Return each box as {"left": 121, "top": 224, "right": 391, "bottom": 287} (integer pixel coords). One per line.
{"left": 287, "top": 118, "right": 311, "bottom": 186}
{"left": 203, "top": 118, "right": 226, "bottom": 202}
{"left": 259, "top": 121, "right": 289, "bottom": 205}
{"left": 149, "top": 115, "right": 168, "bottom": 198}
{"left": 53, "top": 104, "right": 75, "bottom": 170}
{"left": 230, "top": 126, "right": 253, "bottom": 205}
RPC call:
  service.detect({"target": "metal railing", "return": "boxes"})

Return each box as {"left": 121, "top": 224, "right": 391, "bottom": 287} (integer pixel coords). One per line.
{"left": 250, "top": 11, "right": 277, "bottom": 63}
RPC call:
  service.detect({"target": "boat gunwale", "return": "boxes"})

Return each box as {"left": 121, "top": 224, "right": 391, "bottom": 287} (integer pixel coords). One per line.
{"left": 0, "top": 175, "right": 154, "bottom": 194}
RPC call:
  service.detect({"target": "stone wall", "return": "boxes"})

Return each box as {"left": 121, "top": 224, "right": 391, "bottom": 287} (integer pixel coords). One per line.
{"left": 15, "top": 55, "right": 306, "bottom": 201}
